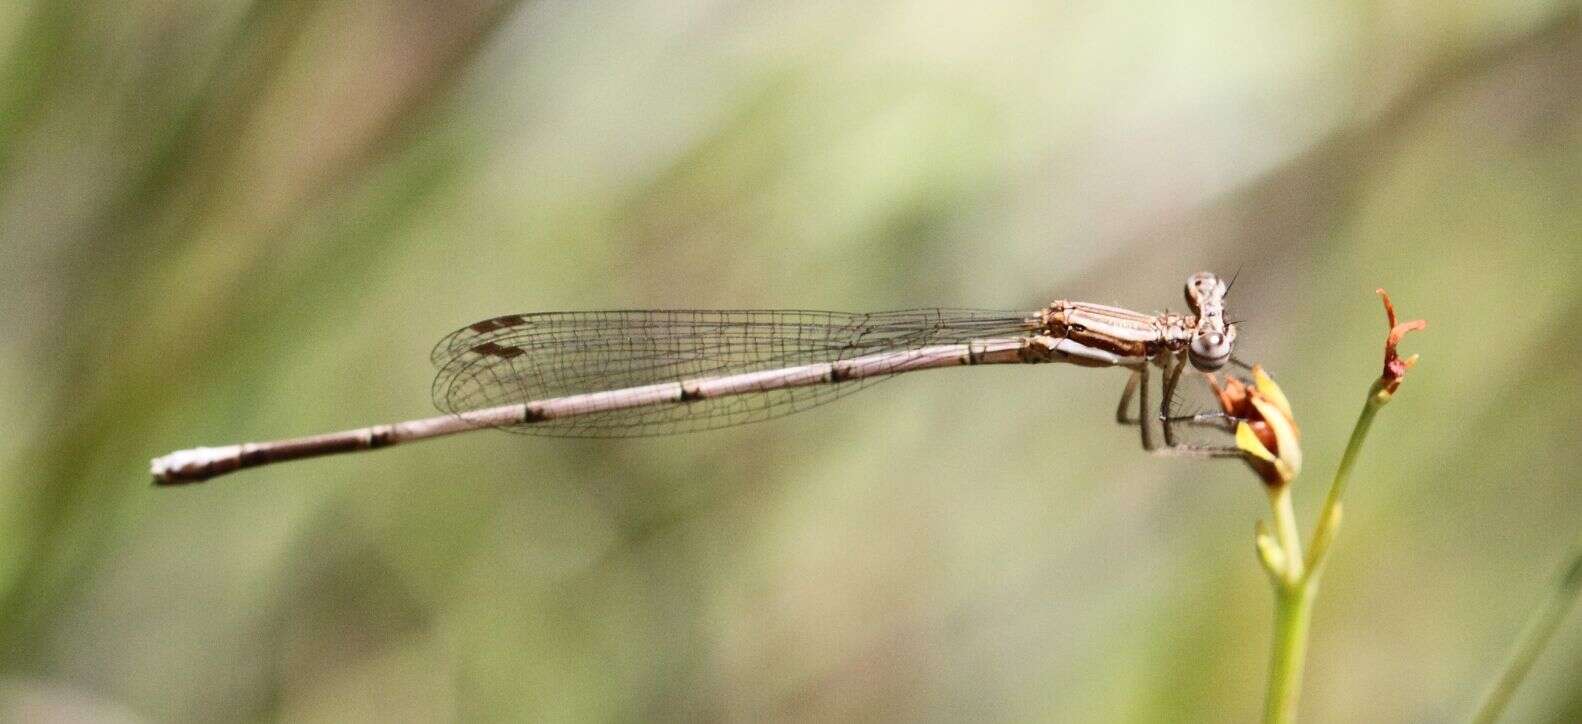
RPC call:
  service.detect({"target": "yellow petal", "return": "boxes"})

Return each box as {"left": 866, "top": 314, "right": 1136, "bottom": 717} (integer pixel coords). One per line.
{"left": 1250, "top": 396, "right": 1303, "bottom": 478}
{"left": 1252, "top": 366, "right": 1297, "bottom": 428}
{"left": 1236, "top": 421, "right": 1276, "bottom": 462}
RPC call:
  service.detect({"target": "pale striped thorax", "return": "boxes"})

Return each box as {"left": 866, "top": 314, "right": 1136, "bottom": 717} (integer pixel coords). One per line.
{"left": 1033, "top": 271, "right": 1236, "bottom": 371}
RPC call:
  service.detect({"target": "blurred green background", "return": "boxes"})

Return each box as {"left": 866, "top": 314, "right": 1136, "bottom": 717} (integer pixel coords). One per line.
{"left": 1, "top": 1, "right": 1580, "bottom": 721}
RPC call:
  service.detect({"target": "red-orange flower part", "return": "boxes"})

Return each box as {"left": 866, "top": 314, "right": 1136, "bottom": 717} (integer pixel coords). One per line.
{"left": 1210, "top": 365, "right": 1301, "bottom": 488}
{"left": 1377, "top": 289, "right": 1426, "bottom": 394}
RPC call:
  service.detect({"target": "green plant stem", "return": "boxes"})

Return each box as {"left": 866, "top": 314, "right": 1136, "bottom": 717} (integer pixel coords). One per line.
{"left": 1263, "top": 484, "right": 1310, "bottom": 723}
{"left": 1262, "top": 380, "right": 1396, "bottom": 724}
{"left": 1472, "top": 539, "right": 1582, "bottom": 723}
{"left": 1264, "top": 583, "right": 1314, "bottom": 724}
{"left": 1307, "top": 380, "right": 1388, "bottom": 575}
{"left": 1268, "top": 486, "right": 1305, "bottom": 584}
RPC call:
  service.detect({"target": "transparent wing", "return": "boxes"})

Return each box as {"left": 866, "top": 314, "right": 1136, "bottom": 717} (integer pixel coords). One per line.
{"left": 431, "top": 309, "right": 1037, "bottom": 437}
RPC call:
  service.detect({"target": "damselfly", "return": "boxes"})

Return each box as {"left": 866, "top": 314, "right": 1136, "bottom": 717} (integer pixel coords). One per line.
{"left": 151, "top": 272, "right": 1246, "bottom": 485}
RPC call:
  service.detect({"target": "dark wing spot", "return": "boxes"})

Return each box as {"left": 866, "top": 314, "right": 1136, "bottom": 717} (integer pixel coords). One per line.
{"left": 469, "top": 314, "right": 529, "bottom": 333}
{"left": 471, "top": 342, "right": 526, "bottom": 359}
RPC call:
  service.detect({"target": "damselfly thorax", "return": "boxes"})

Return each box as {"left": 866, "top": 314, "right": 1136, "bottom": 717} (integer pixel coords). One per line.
{"left": 1041, "top": 272, "right": 1235, "bottom": 364}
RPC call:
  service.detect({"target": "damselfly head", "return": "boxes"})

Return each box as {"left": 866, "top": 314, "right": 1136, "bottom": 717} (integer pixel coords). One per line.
{"left": 1183, "top": 271, "right": 1235, "bottom": 370}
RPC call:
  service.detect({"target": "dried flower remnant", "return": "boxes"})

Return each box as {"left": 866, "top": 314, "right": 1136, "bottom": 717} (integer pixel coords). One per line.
{"left": 1377, "top": 288, "right": 1426, "bottom": 396}
{"left": 1211, "top": 366, "right": 1302, "bottom": 488}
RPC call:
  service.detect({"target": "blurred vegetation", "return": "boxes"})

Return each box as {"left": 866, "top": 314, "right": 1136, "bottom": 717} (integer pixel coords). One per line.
{"left": 1, "top": 1, "right": 1580, "bottom": 721}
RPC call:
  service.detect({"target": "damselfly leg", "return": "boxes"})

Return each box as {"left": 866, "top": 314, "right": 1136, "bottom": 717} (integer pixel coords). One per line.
{"left": 1114, "top": 355, "right": 1244, "bottom": 458}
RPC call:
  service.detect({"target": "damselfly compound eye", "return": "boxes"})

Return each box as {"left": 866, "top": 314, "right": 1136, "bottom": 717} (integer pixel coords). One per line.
{"left": 1190, "top": 330, "right": 1233, "bottom": 371}
{"left": 1185, "top": 271, "right": 1223, "bottom": 308}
